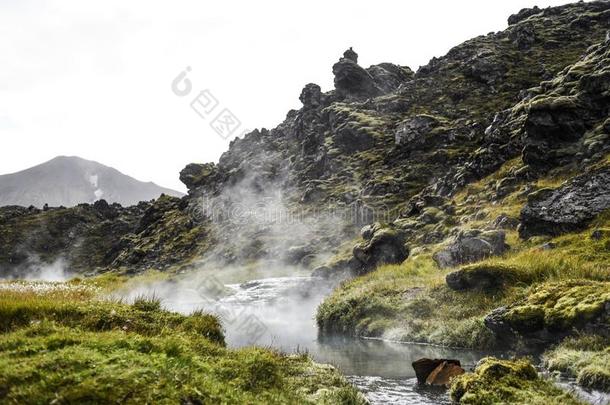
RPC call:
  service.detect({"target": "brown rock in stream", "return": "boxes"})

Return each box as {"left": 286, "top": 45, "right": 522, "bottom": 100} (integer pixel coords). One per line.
{"left": 412, "top": 358, "right": 462, "bottom": 384}
{"left": 425, "top": 361, "right": 465, "bottom": 386}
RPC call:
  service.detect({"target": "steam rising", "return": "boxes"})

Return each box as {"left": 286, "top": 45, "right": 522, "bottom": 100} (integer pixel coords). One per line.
{"left": 1, "top": 257, "right": 72, "bottom": 282}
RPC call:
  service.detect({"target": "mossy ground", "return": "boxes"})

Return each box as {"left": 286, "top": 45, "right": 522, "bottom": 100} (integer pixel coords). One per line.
{"left": 450, "top": 357, "right": 583, "bottom": 405}
{"left": 0, "top": 280, "right": 365, "bottom": 405}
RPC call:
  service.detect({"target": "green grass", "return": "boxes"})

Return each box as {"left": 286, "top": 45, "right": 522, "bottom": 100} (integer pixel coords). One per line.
{"left": 0, "top": 281, "right": 365, "bottom": 405}
{"left": 316, "top": 254, "right": 501, "bottom": 348}
{"left": 544, "top": 335, "right": 610, "bottom": 392}
{"left": 317, "top": 202, "right": 610, "bottom": 349}
{"left": 450, "top": 357, "right": 584, "bottom": 405}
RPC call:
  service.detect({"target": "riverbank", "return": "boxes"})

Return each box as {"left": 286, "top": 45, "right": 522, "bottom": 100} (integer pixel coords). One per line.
{"left": 0, "top": 280, "right": 365, "bottom": 404}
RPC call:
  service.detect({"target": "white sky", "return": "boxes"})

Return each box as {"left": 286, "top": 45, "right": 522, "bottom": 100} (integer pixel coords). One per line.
{"left": 1, "top": 0, "right": 575, "bottom": 192}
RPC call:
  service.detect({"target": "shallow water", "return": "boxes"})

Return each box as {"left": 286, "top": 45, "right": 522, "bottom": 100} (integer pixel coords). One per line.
{"left": 163, "top": 275, "right": 489, "bottom": 404}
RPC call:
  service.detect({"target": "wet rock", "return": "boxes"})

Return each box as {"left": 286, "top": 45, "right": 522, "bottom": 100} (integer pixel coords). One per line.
{"left": 394, "top": 115, "right": 440, "bottom": 147}
{"left": 311, "top": 265, "right": 331, "bottom": 279}
{"left": 353, "top": 226, "right": 408, "bottom": 271}
{"left": 284, "top": 245, "right": 314, "bottom": 265}
{"left": 412, "top": 358, "right": 462, "bottom": 385}
{"left": 519, "top": 167, "right": 610, "bottom": 238}
{"left": 299, "top": 83, "right": 322, "bottom": 109}
{"left": 433, "top": 230, "right": 509, "bottom": 268}
{"left": 426, "top": 361, "right": 465, "bottom": 386}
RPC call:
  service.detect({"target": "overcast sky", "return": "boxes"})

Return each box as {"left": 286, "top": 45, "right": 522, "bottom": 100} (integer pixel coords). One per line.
{"left": 1, "top": 0, "right": 576, "bottom": 191}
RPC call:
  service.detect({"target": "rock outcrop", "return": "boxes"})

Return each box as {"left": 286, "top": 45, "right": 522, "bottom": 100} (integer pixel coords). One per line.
{"left": 332, "top": 53, "right": 381, "bottom": 99}
{"left": 519, "top": 166, "right": 610, "bottom": 238}
{"left": 352, "top": 223, "right": 408, "bottom": 272}
{"left": 433, "top": 230, "right": 509, "bottom": 268}
{"left": 484, "top": 281, "right": 610, "bottom": 345}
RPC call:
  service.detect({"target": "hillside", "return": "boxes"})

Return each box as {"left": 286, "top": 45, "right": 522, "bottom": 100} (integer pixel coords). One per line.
{"left": 1, "top": 1, "right": 609, "bottom": 403}
{"left": 0, "top": 156, "right": 183, "bottom": 208}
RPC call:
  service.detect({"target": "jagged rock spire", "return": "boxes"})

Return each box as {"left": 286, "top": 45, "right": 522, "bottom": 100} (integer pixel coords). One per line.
{"left": 343, "top": 47, "right": 358, "bottom": 63}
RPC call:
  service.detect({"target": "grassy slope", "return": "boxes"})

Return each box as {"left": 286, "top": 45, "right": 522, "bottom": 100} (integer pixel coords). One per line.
{"left": 0, "top": 281, "right": 364, "bottom": 405}
{"left": 544, "top": 335, "right": 610, "bottom": 392}
{"left": 316, "top": 159, "right": 610, "bottom": 399}
{"left": 317, "top": 163, "right": 610, "bottom": 348}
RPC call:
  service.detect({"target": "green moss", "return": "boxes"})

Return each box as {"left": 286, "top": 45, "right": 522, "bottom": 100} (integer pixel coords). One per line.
{"left": 450, "top": 358, "right": 583, "bottom": 405}
{"left": 0, "top": 281, "right": 365, "bottom": 404}
{"left": 502, "top": 281, "right": 610, "bottom": 333}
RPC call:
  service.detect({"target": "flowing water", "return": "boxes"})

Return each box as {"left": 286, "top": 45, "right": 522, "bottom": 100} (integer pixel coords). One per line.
{"left": 157, "top": 273, "right": 610, "bottom": 404}
{"left": 163, "top": 275, "right": 491, "bottom": 404}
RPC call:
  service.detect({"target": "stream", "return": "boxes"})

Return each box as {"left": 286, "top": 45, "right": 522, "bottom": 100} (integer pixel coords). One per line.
{"left": 163, "top": 275, "right": 487, "bottom": 404}
{"left": 159, "top": 274, "right": 609, "bottom": 404}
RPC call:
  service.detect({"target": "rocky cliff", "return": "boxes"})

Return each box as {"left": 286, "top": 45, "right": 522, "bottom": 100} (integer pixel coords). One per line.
{"left": 1, "top": 1, "right": 608, "bottom": 281}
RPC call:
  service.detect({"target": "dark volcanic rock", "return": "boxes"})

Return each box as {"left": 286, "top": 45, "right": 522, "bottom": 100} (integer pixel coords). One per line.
{"left": 179, "top": 162, "right": 217, "bottom": 191}
{"left": 332, "top": 125, "right": 375, "bottom": 154}
{"left": 353, "top": 225, "right": 408, "bottom": 272}
{"left": 394, "top": 115, "right": 440, "bottom": 148}
{"left": 519, "top": 167, "right": 610, "bottom": 238}
{"left": 521, "top": 99, "right": 587, "bottom": 171}
{"left": 508, "top": 6, "right": 541, "bottom": 25}
{"left": 333, "top": 50, "right": 381, "bottom": 99}
{"left": 299, "top": 83, "right": 322, "bottom": 109}
{"left": 366, "top": 63, "right": 414, "bottom": 94}
{"left": 508, "top": 22, "right": 537, "bottom": 49}
{"left": 433, "top": 230, "right": 509, "bottom": 268}
{"left": 462, "top": 52, "right": 507, "bottom": 85}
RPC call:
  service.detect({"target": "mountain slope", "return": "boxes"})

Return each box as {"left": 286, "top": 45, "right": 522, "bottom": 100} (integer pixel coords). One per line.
{"left": 0, "top": 156, "right": 184, "bottom": 207}
{"left": 0, "top": 1, "right": 609, "bottom": 401}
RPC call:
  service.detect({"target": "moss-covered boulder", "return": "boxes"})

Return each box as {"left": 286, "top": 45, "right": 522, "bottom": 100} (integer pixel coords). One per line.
{"left": 451, "top": 357, "right": 582, "bottom": 404}
{"left": 352, "top": 225, "right": 409, "bottom": 273}
{"left": 446, "top": 263, "right": 530, "bottom": 291}
{"left": 484, "top": 281, "right": 610, "bottom": 344}
{"left": 433, "top": 229, "right": 509, "bottom": 269}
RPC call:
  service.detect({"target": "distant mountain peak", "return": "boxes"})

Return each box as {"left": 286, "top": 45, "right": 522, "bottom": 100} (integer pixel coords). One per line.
{"left": 0, "top": 156, "right": 184, "bottom": 208}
